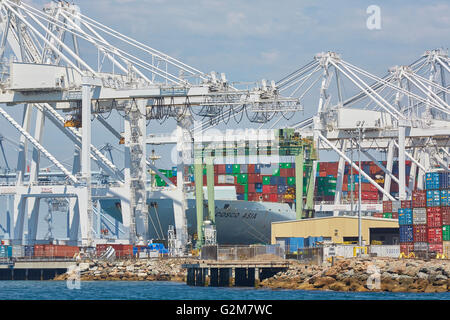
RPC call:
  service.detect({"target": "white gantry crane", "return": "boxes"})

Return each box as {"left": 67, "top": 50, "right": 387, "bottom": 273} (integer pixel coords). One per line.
{"left": 277, "top": 50, "right": 449, "bottom": 214}
{"left": 0, "top": 1, "right": 298, "bottom": 253}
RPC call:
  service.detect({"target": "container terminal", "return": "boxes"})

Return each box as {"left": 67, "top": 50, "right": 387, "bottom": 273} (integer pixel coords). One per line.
{"left": 0, "top": 1, "right": 448, "bottom": 272}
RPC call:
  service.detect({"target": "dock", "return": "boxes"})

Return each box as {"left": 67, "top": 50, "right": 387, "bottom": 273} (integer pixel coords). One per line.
{"left": 0, "top": 259, "right": 75, "bottom": 280}
{"left": 182, "top": 260, "right": 290, "bottom": 287}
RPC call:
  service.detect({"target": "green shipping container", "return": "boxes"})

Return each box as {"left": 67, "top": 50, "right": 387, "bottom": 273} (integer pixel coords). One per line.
{"left": 155, "top": 176, "right": 167, "bottom": 187}
{"left": 383, "top": 212, "right": 393, "bottom": 219}
{"left": 443, "top": 225, "right": 450, "bottom": 241}
{"left": 287, "top": 177, "right": 296, "bottom": 186}
{"left": 272, "top": 168, "right": 280, "bottom": 176}
{"left": 262, "top": 176, "right": 271, "bottom": 185}
{"left": 232, "top": 164, "right": 241, "bottom": 174}
{"left": 280, "top": 163, "right": 292, "bottom": 169}
{"left": 237, "top": 174, "right": 248, "bottom": 184}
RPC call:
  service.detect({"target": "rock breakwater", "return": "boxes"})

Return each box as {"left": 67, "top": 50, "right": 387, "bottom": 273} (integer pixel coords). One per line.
{"left": 258, "top": 257, "right": 450, "bottom": 293}
{"left": 54, "top": 258, "right": 195, "bottom": 282}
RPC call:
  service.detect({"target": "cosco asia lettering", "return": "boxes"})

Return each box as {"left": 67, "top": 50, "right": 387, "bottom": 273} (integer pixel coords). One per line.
{"left": 220, "top": 304, "right": 272, "bottom": 315}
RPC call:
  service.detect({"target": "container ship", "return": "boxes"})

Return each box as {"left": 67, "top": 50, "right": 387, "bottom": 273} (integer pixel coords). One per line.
{"left": 100, "top": 160, "right": 415, "bottom": 245}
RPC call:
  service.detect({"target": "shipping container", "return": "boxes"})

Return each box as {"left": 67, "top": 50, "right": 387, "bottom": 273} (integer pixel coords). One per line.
{"left": 235, "top": 185, "right": 245, "bottom": 194}
{"left": 269, "top": 194, "right": 278, "bottom": 202}
{"left": 442, "top": 207, "right": 450, "bottom": 225}
{"left": 225, "top": 164, "right": 233, "bottom": 174}
{"left": 412, "top": 190, "right": 426, "bottom": 208}
{"left": 398, "top": 208, "right": 413, "bottom": 225}
{"left": 412, "top": 208, "right": 427, "bottom": 225}
{"left": 443, "top": 241, "right": 450, "bottom": 258}
{"left": 426, "top": 190, "right": 441, "bottom": 207}
{"left": 443, "top": 225, "right": 450, "bottom": 241}
{"left": 382, "top": 201, "right": 392, "bottom": 213}
{"left": 428, "top": 243, "right": 443, "bottom": 254}
{"left": 426, "top": 207, "right": 442, "bottom": 227}
{"left": 399, "top": 226, "right": 414, "bottom": 243}
{"left": 401, "top": 200, "right": 411, "bottom": 208}
{"left": 440, "top": 172, "right": 450, "bottom": 189}
{"left": 383, "top": 212, "right": 393, "bottom": 219}
{"left": 400, "top": 242, "right": 414, "bottom": 255}
{"left": 440, "top": 190, "right": 449, "bottom": 207}
{"left": 427, "top": 227, "right": 443, "bottom": 244}
{"left": 413, "top": 225, "right": 428, "bottom": 242}
{"left": 425, "top": 172, "right": 440, "bottom": 190}
{"left": 0, "top": 245, "right": 12, "bottom": 258}
{"left": 262, "top": 176, "right": 271, "bottom": 185}
{"left": 217, "top": 164, "right": 226, "bottom": 174}
{"left": 413, "top": 242, "right": 428, "bottom": 252}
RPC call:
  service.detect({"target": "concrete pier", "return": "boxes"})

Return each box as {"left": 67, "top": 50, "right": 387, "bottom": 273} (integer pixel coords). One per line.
{"left": 183, "top": 260, "right": 289, "bottom": 287}
{"left": 0, "top": 259, "right": 75, "bottom": 280}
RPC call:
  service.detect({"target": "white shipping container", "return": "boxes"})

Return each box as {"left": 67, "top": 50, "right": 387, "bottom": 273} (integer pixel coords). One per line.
{"left": 12, "top": 245, "right": 24, "bottom": 258}
{"left": 413, "top": 208, "right": 427, "bottom": 225}
{"left": 217, "top": 175, "right": 235, "bottom": 184}
{"left": 443, "top": 241, "right": 450, "bottom": 258}
{"left": 414, "top": 242, "right": 428, "bottom": 252}
{"left": 369, "top": 245, "right": 400, "bottom": 258}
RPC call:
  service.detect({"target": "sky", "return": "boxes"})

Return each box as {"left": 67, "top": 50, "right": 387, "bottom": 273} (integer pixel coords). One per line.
{"left": 0, "top": 0, "right": 449, "bottom": 170}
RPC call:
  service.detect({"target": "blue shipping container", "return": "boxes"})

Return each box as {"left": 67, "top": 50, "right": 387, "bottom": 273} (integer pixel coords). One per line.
{"left": 289, "top": 237, "right": 304, "bottom": 252}
{"left": 441, "top": 190, "right": 449, "bottom": 207}
{"left": 225, "top": 165, "right": 233, "bottom": 174}
{"left": 398, "top": 208, "right": 413, "bottom": 225}
{"left": 0, "top": 245, "right": 12, "bottom": 258}
{"left": 399, "top": 225, "right": 414, "bottom": 243}
{"left": 254, "top": 164, "right": 262, "bottom": 174}
{"left": 236, "top": 193, "right": 245, "bottom": 200}
{"left": 440, "top": 172, "right": 450, "bottom": 189}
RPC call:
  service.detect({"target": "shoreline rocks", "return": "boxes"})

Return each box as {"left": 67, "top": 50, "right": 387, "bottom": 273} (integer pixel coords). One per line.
{"left": 54, "top": 258, "right": 195, "bottom": 282}
{"left": 257, "top": 257, "right": 450, "bottom": 293}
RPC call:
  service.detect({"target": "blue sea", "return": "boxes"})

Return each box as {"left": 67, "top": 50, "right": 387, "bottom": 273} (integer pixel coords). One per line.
{"left": 0, "top": 281, "right": 449, "bottom": 300}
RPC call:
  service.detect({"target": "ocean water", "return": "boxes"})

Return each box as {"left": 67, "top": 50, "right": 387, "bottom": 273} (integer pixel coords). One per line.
{"left": 0, "top": 281, "right": 449, "bottom": 300}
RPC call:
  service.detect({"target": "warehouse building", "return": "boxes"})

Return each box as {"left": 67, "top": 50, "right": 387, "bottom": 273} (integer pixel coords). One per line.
{"left": 271, "top": 216, "right": 399, "bottom": 245}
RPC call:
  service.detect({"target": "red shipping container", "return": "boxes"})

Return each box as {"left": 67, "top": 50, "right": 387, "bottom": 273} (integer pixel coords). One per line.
{"left": 372, "top": 213, "right": 383, "bottom": 218}
{"left": 360, "top": 183, "right": 377, "bottom": 192}
{"left": 392, "top": 212, "right": 398, "bottom": 219}
{"left": 262, "top": 185, "right": 277, "bottom": 193}
{"left": 269, "top": 194, "right": 278, "bottom": 202}
{"left": 401, "top": 200, "right": 411, "bottom": 209}
{"left": 217, "top": 165, "right": 226, "bottom": 174}
{"left": 235, "top": 185, "right": 245, "bottom": 194}
{"left": 412, "top": 190, "right": 426, "bottom": 208}
{"left": 280, "top": 168, "right": 290, "bottom": 177}
{"left": 254, "top": 174, "right": 263, "bottom": 183}
{"left": 248, "top": 164, "right": 255, "bottom": 173}
{"left": 262, "top": 194, "right": 270, "bottom": 202}
{"left": 428, "top": 243, "right": 443, "bottom": 254}
{"left": 247, "top": 174, "right": 257, "bottom": 184}
{"left": 428, "top": 227, "right": 443, "bottom": 244}
{"left": 442, "top": 207, "right": 450, "bottom": 225}
{"left": 400, "top": 243, "right": 414, "bottom": 255}
{"left": 426, "top": 207, "right": 442, "bottom": 227}
{"left": 383, "top": 201, "right": 392, "bottom": 213}
{"left": 247, "top": 193, "right": 257, "bottom": 201}
{"left": 413, "top": 225, "right": 428, "bottom": 242}
{"left": 247, "top": 184, "right": 256, "bottom": 193}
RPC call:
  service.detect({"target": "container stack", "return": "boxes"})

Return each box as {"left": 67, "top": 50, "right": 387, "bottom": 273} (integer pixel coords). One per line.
{"left": 152, "top": 160, "right": 415, "bottom": 205}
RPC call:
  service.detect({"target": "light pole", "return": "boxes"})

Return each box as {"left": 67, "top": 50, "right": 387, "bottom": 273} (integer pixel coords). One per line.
{"left": 356, "top": 121, "right": 365, "bottom": 247}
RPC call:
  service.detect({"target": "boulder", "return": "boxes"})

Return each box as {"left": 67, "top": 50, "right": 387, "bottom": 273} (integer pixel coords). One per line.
{"left": 329, "top": 282, "right": 348, "bottom": 292}
{"left": 313, "top": 276, "right": 336, "bottom": 288}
